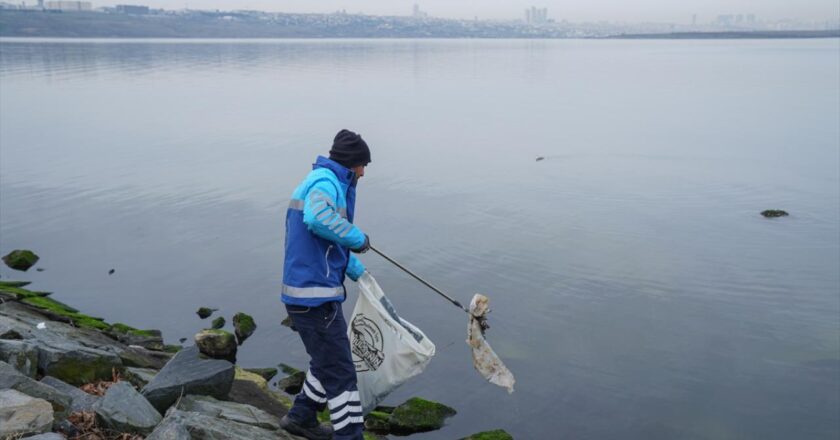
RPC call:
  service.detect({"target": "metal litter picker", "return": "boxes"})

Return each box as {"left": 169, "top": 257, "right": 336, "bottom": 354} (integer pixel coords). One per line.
{"left": 370, "top": 245, "right": 516, "bottom": 393}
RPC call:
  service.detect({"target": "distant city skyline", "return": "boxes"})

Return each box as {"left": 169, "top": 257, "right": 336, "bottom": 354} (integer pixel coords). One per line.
{"left": 79, "top": 0, "right": 838, "bottom": 23}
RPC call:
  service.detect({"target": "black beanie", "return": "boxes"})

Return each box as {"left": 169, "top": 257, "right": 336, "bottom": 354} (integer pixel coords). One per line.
{"left": 329, "top": 129, "right": 371, "bottom": 169}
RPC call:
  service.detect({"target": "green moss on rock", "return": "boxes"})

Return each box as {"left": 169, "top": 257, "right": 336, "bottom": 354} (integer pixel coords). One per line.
{"left": 388, "top": 397, "right": 456, "bottom": 433}
{"left": 46, "top": 355, "right": 117, "bottom": 385}
{"left": 2, "top": 249, "right": 39, "bottom": 271}
{"left": 460, "top": 429, "right": 514, "bottom": 440}
{"left": 211, "top": 316, "right": 225, "bottom": 329}
{"left": 233, "top": 312, "right": 256, "bottom": 344}
{"left": 364, "top": 410, "right": 391, "bottom": 432}
{"left": 21, "top": 296, "right": 109, "bottom": 330}
{"left": 163, "top": 344, "right": 183, "bottom": 353}
{"left": 109, "top": 322, "right": 158, "bottom": 337}
{"left": 244, "top": 367, "right": 277, "bottom": 382}
{"left": 196, "top": 307, "right": 216, "bottom": 319}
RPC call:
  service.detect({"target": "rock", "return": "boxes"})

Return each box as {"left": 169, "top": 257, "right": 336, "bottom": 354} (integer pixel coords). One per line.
{"left": 36, "top": 340, "right": 123, "bottom": 385}
{"left": 195, "top": 329, "right": 237, "bottom": 362}
{"left": 761, "top": 209, "right": 789, "bottom": 218}
{"left": 141, "top": 345, "right": 235, "bottom": 413}
{"left": 119, "top": 344, "right": 173, "bottom": 369}
{"left": 40, "top": 375, "right": 99, "bottom": 412}
{"left": 179, "top": 337, "right": 187, "bottom": 343}
{"left": 280, "top": 315, "right": 294, "bottom": 329}
{"left": 94, "top": 381, "right": 162, "bottom": 434}
{"left": 277, "top": 370, "right": 306, "bottom": 394}
{"left": 388, "top": 397, "right": 456, "bottom": 434}
{"left": 123, "top": 366, "right": 158, "bottom": 388}
{"left": 211, "top": 316, "right": 226, "bottom": 329}
{"left": 244, "top": 367, "right": 278, "bottom": 382}
{"left": 364, "top": 410, "right": 391, "bottom": 433}
{"left": 108, "top": 268, "right": 115, "bottom": 275}
{"left": 196, "top": 307, "right": 216, "bottom": 319}
{"left": 56, "top": 419, "right": 81, "bottom": 438}
{"left": 2, "top": 249, "right": 39, "bottom": 271}
{"left": 163, "top": 344, "right": 183, "bottom": 353}
{"left": 460, "top": 429, "right": 514, "bottom": 440}
{"left": 0, "top": 328, "right": 23, "bottom": 339}
{"left": 0, "top": 361, "right": 71, "bottom": 420}
{"left": 0, "top": 389, "right": 53, "bottom": 437}
{"left": 24, "top": 433, "right": 66, "bottom": 440}
{"left": 233, "top": 312, "right": 257, "bottom": 345}
{"left": 536, "top": 156, "right": 545, "bottom": 161}
{"left": 35, "top": 267, "right": 46, "bottom": 272}
{"left": 226, "top": 378, "right": 291, "bottom": 417}
{"left": 179, "top": 394, "right": 281, "bottom": 430}
{"left": 107, "top": 323, "right": 164, "bottom": 351}
{"left": 150, "top": 409, "right": 305, "bottom": 440}
{"left": 235, "top": 366, "right": 268, "bottom": 390}
{"left": 0, "top": 339, "right": 39, "bottom": 377}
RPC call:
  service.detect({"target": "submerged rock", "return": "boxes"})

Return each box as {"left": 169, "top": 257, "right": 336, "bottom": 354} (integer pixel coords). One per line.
{"left": 761, "top": 209, "right": 789, "bottom": 218}
{"left": 460, "top": 429, "right": 514, "bottom": 440}
{"left": 141, "top": 345, "right": 235, "bottom": 413}
{"left": 195, "top": 329, "right": 237, "bottom": 362}
{"left": 196, "top": 307, "right": 216, "bottom": 319}
{"left": 2, "top": 249, "right": 39, "bottom": 272}
{"left": 40, "top": 375, "right": 99, "bottom": 412}
{"left": 179, "top": 394, "right": 280, "bottom": 430}
{"left": 233, "top": 312, "right": 256, "bottom": 345}
{"left": 0, "top": 389, "right": 54, "bottom": 437}
{"left": 535, "top": 156, "right": 545, "bottom": 161}
{"left": 94, "top": 381, "right": 162, "bottom": 434}
{"left": 388, "top": 397, "right": 456, "bottom": 434}
{"left": 211, "top": 316, "right": 226, "bottom": 329}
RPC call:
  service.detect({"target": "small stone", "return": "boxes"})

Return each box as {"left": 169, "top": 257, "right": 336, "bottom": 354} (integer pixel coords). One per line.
{"left": 179, "top": 337, "right": 187, "bottom": 343}
{"left": 244, "top": 367, "right": 278, "bottom": 382}
{"left": 0, "top": 339, "right": 39, "bottom": 377}
{"left": 388, "top": 397, "right": 456, "bottom": 434}
{"left": 460, "top": 429, "right": 515, "bottom": 440}
{"left": 2, "top": 249, "right": 39, "bottom": 272}
{"left": 196, "top": 307, "right": 216, "bottom": 319}
{"left": 94, "top": 381, "right": 162, "bottom": 434}
{"left": 195, "top": 329, "right": 237, "bottom": 362}
{"left": 761, "top": 209, "right": 789, "bottom": 218}
{"left": 0, "top": 389, "right": 54, "bottom": 437}
{"left": 233, "top": 312, "right": 256, "bottom": 345}
{"left": 35, "top": 268, "right": 45, "bottom": 272}
{"left": 211, "top": 316, "right": 225, "bottom": 329}
{"left": 108, "top": 268, "right": 115, "bottom": 275}
{"left": 536, "top": 156, "right": 545, "bottom": 161}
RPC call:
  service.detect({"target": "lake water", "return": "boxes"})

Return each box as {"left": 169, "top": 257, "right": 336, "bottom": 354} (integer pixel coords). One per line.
{"left": 1, "top": 38, "right": 838, "bottom": 439}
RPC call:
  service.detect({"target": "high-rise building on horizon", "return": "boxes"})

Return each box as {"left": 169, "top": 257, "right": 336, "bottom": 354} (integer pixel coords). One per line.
{"left": 525, "top": 6, "right": 548, "bottom": 25}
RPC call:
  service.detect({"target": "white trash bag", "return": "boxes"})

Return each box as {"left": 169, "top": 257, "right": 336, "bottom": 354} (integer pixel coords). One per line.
{"left": 349, "top": 272, "right": 436, "bottom": 414}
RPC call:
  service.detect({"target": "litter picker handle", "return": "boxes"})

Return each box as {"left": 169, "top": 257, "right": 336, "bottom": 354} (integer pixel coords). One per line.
{"left": 369, "top": 245, "right": 469, "bottom": 314}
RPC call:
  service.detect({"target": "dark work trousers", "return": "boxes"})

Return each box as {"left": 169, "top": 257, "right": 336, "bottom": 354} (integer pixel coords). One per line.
{"left": 285, "top": 302, "right": 364, "bottom": 440}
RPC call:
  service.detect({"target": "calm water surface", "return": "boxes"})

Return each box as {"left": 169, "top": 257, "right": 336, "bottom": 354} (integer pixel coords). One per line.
{"left": 1, "top": 38, "right": 838, "bottom": 439}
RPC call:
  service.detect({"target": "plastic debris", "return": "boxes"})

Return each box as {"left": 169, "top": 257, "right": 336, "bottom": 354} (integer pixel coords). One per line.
{"left": 467, "top": 294, "right": 515, "bottom": 393}
{"left": 36, "top": 322, "right": 47, "bottom": 330}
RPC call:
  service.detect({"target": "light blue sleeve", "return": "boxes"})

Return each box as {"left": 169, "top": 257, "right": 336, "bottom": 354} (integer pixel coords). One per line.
{"left": 346, "top": 254, "right": 366, "bottom": 282}
{"left": 301, "top": 179, "right": 367, "bottom": 250}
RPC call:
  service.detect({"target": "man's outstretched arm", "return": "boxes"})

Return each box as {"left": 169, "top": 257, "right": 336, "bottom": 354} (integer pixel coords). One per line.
{"left": 301, "top": 180, "right": 368, "bottom": 252}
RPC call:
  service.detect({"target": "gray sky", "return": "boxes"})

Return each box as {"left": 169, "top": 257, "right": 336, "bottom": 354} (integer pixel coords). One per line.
{"left": 93, "top": 0, "right": 838, "bottom": 23}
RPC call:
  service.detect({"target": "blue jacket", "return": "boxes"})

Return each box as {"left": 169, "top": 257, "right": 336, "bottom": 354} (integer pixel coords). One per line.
{"left": 282, "top": 156, "right": 367, "bottom": 306}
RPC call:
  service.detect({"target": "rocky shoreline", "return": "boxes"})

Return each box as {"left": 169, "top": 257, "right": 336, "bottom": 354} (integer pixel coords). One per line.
{"left": 0, "top": 250, "right": 513, "bottom": 440}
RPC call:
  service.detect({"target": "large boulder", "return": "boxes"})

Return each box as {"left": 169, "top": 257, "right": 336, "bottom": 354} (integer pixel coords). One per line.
{"left": 147, "top": 409, "right": 304, "bottom": 440}
{"left": 40, "top": 376, "right": 99, "bottom": 412}
{"left": 141, "top": 345, "right": 235, "bottom": 413}
{"left": 2, "top": 249, "right": 39, "bottom": 271}
{"left": 388, "top": 397, "right": 456, "bottom": 434}
{"left": 195, "top": 329, "right": 237, "bottom": 362}
{"left": 0, "top": 389, "right": 53, "bottom": 437}
{"left": 94, "top": 381, "right": 162, "bottom": 434}
{"left": 179, "top": 394, "right": 280, "bottom": 430}
{"left": 226, "top": 378, "right": 292, "bottom": 418}
{"left": 0, "top": 338, "right": 39, "bottom": 377}
{"left": 37, "top": 341, "right": 122, "bottom": 385}
{"left": 232, "top": 312, "right": 256, "bottom": 345}
{"left": 119, "top": 344, "right": 173, "bottom": 369}
{"left": 0, "top": 361, "right": 71, "bottom": 420}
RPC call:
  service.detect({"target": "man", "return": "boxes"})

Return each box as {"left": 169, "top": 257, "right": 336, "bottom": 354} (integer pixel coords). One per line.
{"left": 279, "top": 129, "right": 371, "bottom": 440}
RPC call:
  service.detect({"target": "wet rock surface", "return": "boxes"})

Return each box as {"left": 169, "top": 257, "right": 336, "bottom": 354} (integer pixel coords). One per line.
{"left": 94, "top": 381, "right": 162, "bottom": 434}
{"left": 233, "top": 312, "right": 256, "bottom": 344}
{"left": 0, "top": 388, "right": 54, "bottom": 437}
{"left": 141, "top": 345, "right": 235, "bottom": 413}
{"left": 388, "top": 397, "right": 456, "bottom": 434}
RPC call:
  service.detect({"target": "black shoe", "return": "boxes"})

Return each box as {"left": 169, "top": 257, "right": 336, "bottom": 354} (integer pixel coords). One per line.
{"left": 280, "top": 415, "right": 334, "bottom": 440}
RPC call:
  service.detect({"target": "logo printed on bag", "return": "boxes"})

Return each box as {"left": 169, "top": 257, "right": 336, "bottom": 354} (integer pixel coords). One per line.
{"left": 350, "top": 314, "right": 385, "bottom": 372}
